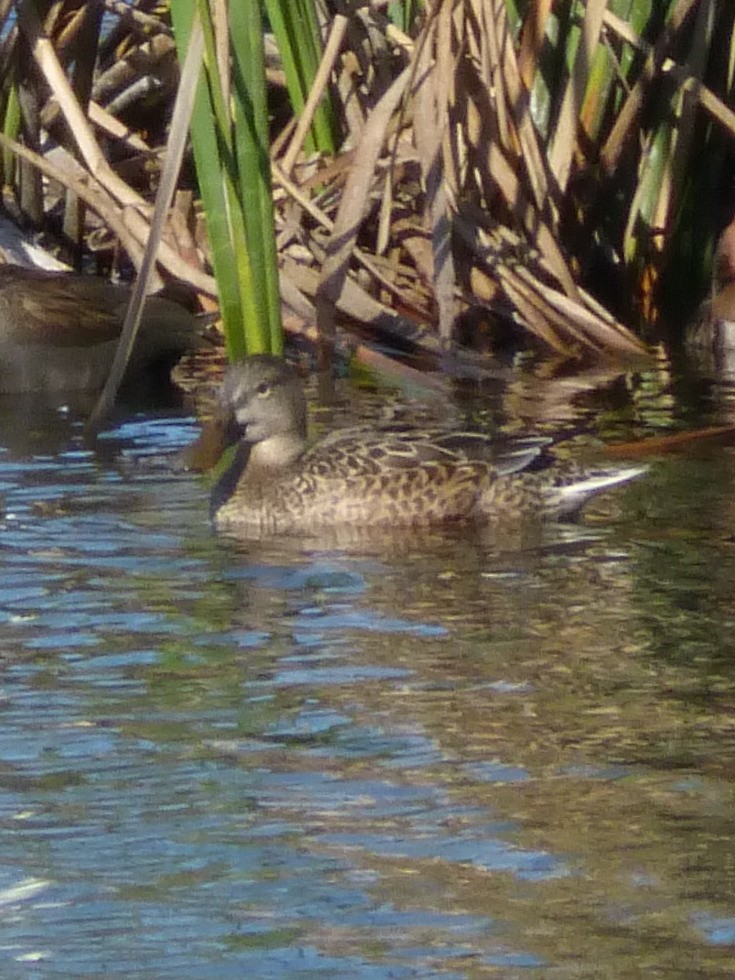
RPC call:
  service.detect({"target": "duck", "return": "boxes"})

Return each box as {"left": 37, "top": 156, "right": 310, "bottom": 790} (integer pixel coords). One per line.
{"left": 0, "top": 263, "right": 211, "bottom": 393}
{"left": 183, "top": 354, "right": 647, "bottom": 536}
{"left": 686, "top": 218, "right": 735, "bottom": 378}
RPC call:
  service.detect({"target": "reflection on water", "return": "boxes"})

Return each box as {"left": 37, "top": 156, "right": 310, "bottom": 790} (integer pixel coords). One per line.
{"left": 0, "top": 375, "right": 734, "bottom": 978}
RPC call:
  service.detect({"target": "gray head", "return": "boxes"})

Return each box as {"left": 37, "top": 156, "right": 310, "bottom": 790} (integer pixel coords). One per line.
{"left": 219, "top": 355, "right": 308, "bottom": 446}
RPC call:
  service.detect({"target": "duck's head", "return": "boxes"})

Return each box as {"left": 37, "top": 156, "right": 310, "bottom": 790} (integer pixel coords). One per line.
{"left": 178, "top": 355, "right": 308, "bottom": 474}
{"left": 219, "top": 355, "right": 307, "bottom": 446}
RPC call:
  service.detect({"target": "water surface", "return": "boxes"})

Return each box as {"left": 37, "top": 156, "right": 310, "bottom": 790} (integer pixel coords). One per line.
{"left": 0, "top": 369, "right": 734, "bottom": 978}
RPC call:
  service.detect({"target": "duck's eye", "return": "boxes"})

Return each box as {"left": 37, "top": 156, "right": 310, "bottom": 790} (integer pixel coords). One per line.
{"left": 255, "top": 380, "right": 271, "bottom": 397}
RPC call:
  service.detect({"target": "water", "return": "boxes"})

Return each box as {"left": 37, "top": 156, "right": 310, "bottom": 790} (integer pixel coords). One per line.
{"left": 0, "top": 369, "right": 734, "bottom": 978}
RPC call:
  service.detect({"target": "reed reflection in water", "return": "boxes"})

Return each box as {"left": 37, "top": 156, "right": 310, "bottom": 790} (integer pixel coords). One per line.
{"left": 0, "top": 381, "right": 733, "bottom": 977}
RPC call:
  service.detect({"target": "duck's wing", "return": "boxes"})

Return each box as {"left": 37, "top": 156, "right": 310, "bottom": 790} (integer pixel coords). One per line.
{"left": 0, "top": 268, "right": 124, "bottom": 346}
{"left": 307, "top": 425, "right": 549, "bottom": 476}
{"left": 426, "top": 432, "right": 550, "bottom": 475}
{"left": 0, "top": 266, "right": 205, "bottom": 352}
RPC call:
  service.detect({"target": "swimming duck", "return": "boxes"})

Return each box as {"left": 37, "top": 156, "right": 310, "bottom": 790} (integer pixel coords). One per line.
{"left": 0, "top": 263, "right": 210, "bottom": 393}
{"left": 686, "top": 219, "right": 735, "bottom": 378}
{"left": 192, "top": 355, "right": 646, "bottom": 534}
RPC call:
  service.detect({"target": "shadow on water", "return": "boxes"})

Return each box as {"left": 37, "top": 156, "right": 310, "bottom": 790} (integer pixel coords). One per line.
{"left": 0, "top": 364, "right": 734, "bottom": 977}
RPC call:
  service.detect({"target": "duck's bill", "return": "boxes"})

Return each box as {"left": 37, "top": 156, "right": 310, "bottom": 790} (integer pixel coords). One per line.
{"left": 173, "top": 408, "right": 240, "bottom": 473}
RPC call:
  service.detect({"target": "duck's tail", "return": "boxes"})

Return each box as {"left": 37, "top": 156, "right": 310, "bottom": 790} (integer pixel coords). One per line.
{"left": 480, "top": 462, "right": 648, "bottom": 520}
{"left": 534, "top": 463, "right": 648, "bottom": 519}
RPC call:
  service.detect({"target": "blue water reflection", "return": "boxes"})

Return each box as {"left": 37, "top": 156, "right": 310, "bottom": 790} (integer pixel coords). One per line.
{"left": 0, "top": 400, "right": 733, "bottom": 977}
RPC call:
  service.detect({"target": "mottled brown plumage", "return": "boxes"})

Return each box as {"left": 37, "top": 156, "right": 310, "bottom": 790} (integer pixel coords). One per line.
{"left": 199, "top": 355, "right": 646, "bottom": 535}
{"left": 0, "top": 263, "right": 209, "bottom": 392}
